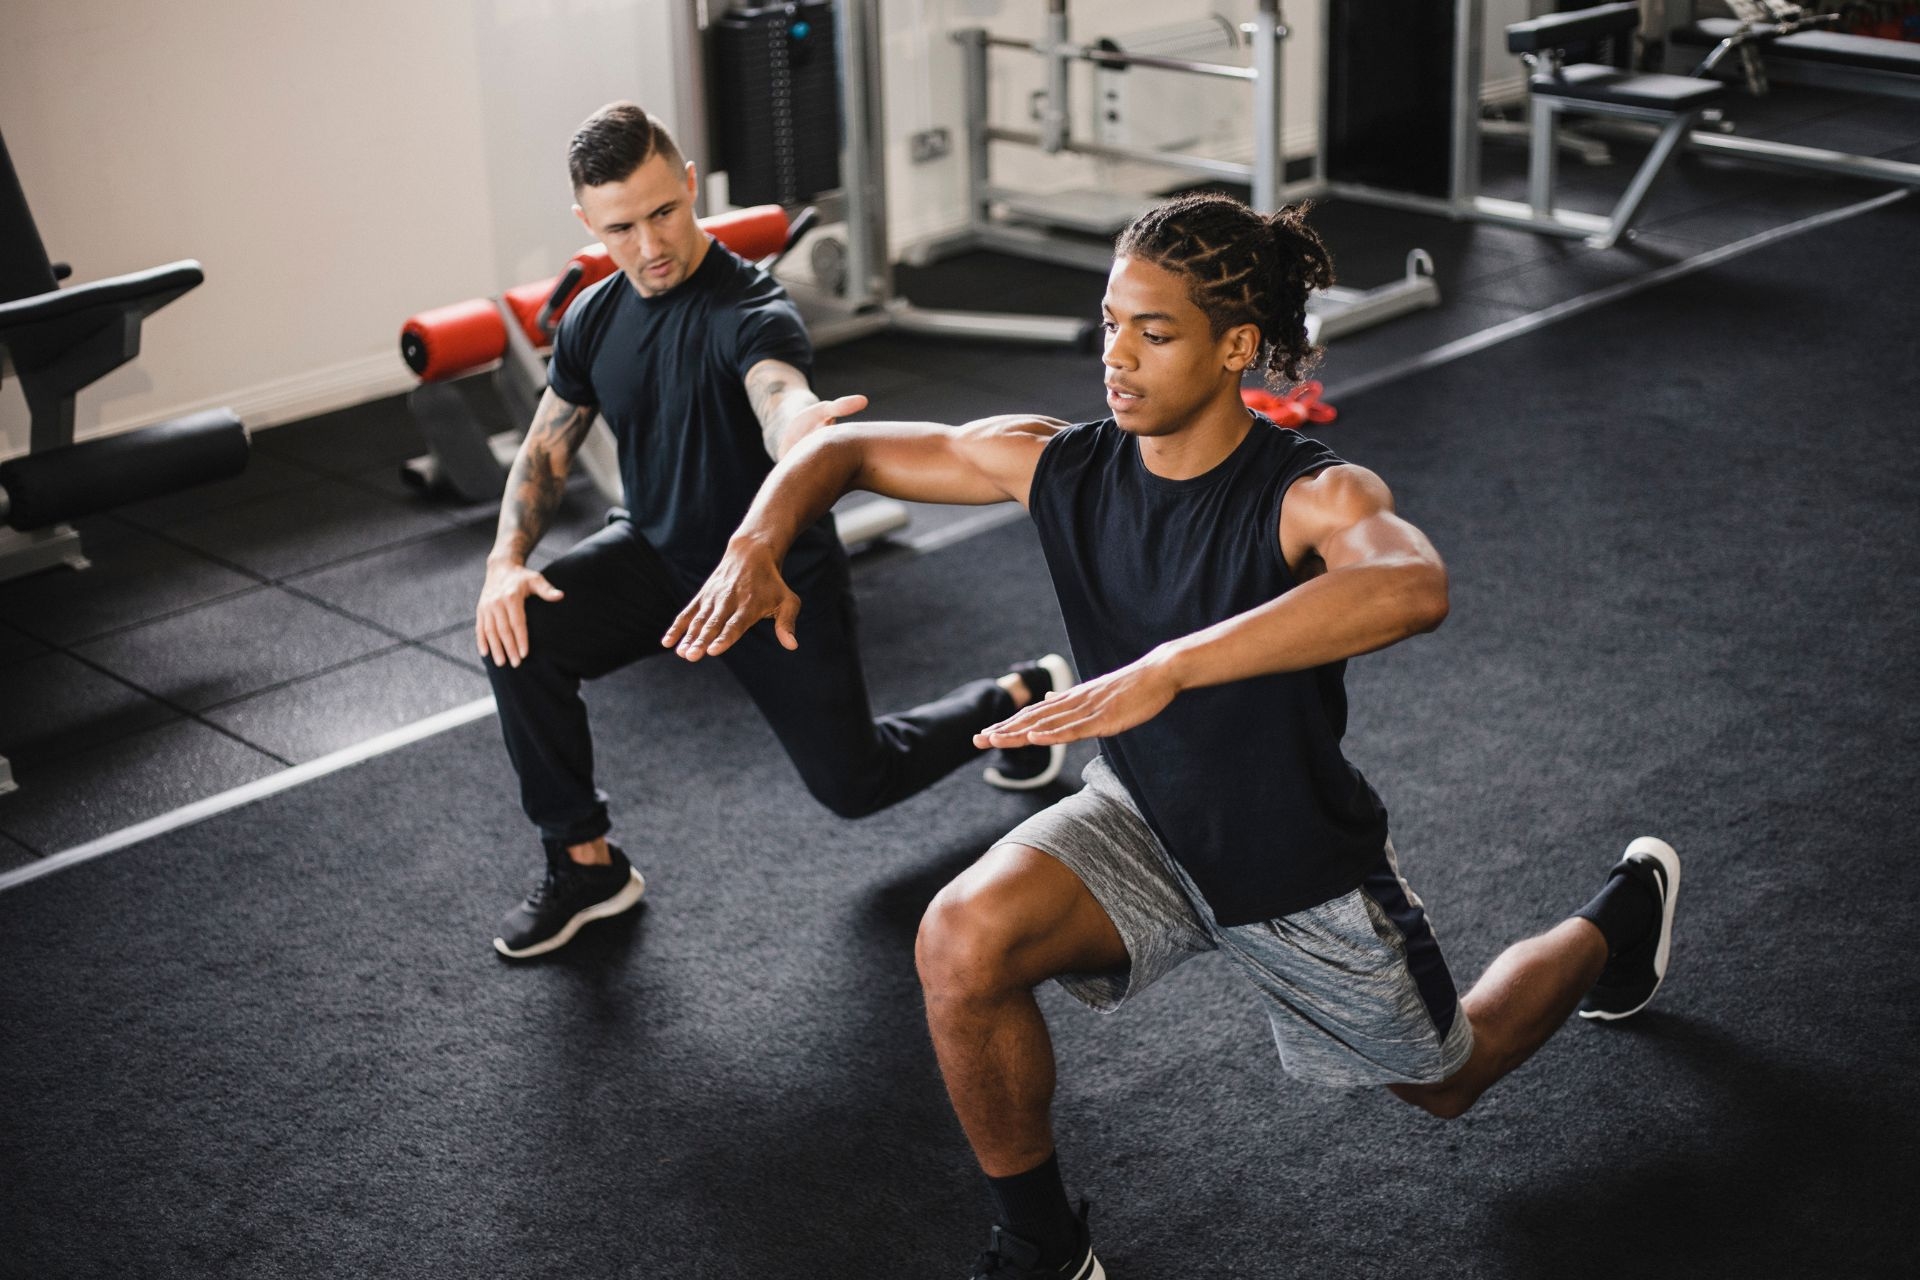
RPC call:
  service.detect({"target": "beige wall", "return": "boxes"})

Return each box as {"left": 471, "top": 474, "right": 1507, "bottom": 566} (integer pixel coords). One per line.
{"left": 0, "top": 0, "right": 678, "bottom": 456}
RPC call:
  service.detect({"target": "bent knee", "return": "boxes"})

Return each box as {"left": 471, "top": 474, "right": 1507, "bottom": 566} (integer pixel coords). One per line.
{"left": 913, "top": 871, "right": 1067, "bottom": 997}
{"left": 1389, "top": 1078, "right": 1477, "bottom": 1121}
{"left": 789, "top": 760, "right": 885, "bottom": 820}
{"left": 915, "top": 880, "right": 1034, "bottom": 997}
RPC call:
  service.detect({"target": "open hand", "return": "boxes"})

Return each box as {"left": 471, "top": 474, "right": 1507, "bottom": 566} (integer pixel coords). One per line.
{"left": 972, "top": 654, "right": 1181, "bottom": 749}
{"left": 781, "top": 393, "right": 869, "bottom": 454}
{"left": 476, "top": 562, "right": 564, "bottom": 667}
{"left": 662, "top": 541, "right": 801, "bottom": 661}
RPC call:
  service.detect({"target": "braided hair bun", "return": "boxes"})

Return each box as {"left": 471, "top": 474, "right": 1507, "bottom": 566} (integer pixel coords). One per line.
{"left": 1113, "top": 193, "right": 1335, "bottom": 388}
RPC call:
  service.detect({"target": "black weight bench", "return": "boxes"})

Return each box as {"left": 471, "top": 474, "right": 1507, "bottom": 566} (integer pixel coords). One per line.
{"left": 1479, "top": 3, "right": 1726, "bottom": 248}
{"left": 1665, "top": 11, "right": 1920, "bottom": 188}
{"left": 1679, "top": 17, "right": 1920, "bottom": 100}
{"left": 0, "top": 127, "right": 250, "bottom": 795}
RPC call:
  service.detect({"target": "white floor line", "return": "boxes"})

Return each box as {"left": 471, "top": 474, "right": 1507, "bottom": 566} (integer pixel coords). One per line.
{"left": 5, "top": 187, "right": 1906, "bottom": 892}
{"left": 901, "top": 504, "right": 1028, "bottom": 554}
{"left": 0, "top": 696, "right": 498, "bottom": 893}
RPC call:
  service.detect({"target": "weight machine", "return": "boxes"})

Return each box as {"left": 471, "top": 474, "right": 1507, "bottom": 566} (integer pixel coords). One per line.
{"left": 680, "top": 0, "right": 1101, "bottom": 351}
{"left": 906, "top": 0, "right": 1442, "bottom": 345}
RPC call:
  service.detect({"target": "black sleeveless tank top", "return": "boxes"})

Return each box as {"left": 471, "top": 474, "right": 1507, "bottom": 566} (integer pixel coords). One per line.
{"left": 1027, "top": 416, "right": 1389, "bottom": 925}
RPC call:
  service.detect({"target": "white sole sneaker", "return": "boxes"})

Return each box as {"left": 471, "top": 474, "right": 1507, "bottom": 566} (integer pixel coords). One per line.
{"left": 492, "top": 867, "right": 646, "bottom": 960}
{"left": 1579, "top": 836, "right": 1680, "bottom": 1021}
{"left": 982, "top": 653, "right": 1076, "bottom": 791}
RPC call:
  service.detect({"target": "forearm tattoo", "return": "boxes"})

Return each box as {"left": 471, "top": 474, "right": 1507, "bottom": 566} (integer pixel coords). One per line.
{"left": 746, "top": 361, "right": 821, "bottom": 460}
{"left": 496, "top": 397, "right": 594, "bottom": 562}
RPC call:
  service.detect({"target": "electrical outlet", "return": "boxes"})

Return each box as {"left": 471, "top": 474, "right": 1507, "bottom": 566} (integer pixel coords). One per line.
{"left": 910, "top": 127, "right": 951, "bottom": 163}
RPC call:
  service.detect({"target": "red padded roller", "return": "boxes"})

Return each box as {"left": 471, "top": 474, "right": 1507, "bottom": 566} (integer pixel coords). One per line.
{"left": 701, "top": 204, "right": 789, "bottom": 261}
{"left": 530, "top": 245, "right": 620, "bottom": 335}
{"left": 400, "top": 298, "right": 507, "bottom": 382}
{"left": 501, "top": 278, "right": 557, "bottom": 347}
{"left": 567, "top": 243, "right": 618, "bottom": 291}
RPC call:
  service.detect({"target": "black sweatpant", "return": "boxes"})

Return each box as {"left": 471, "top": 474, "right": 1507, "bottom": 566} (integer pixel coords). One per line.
{"left": 485, "top": 517, "right": 1014, "bottom": 849}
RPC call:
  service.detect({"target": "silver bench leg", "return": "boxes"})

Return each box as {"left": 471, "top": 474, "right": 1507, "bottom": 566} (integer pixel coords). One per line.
{"left": 1595, "top": 109, "right": 1699, "bottom": 250}
{"left": 1529, "top": 97, "right": 1562, "bottom": 218}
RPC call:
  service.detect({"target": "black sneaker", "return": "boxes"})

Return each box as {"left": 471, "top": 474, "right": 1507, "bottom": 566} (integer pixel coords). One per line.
{"left": 983, "top": 653, "right": 1076, "bottom": 792}
{"left": 970, "top": 1203, "right": 1104, "bottom": 1279}
{"left": 493, "top": 844, "right": 646, "bottom": 959}
{"left": 1579, "top": 836, "right": 1681, "bottom": 1021}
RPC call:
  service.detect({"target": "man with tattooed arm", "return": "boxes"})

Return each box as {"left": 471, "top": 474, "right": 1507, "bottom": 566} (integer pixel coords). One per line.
{"left": 473, "top": 103, "right": 1068, "bottom": 959}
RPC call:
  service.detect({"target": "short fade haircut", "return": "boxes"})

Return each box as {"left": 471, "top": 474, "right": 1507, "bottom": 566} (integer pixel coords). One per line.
{"left": 568, "top": 102, "right": 686, "bottom": 192}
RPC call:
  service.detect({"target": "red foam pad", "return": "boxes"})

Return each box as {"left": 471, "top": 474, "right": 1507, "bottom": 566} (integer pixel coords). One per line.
{"left": 400, "top": 298, "right": 507, "bottom": 382}
{"left": 700, "top": 204, "right": 789, "bottom": 261}
{"left": 502, "top": 278, "right": 558, "bottom": 347}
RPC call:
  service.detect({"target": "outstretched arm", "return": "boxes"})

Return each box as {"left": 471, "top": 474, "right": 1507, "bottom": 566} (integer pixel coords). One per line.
{"left": 975, "top": 463, "right": 1449, "bottom": 749}
{"left": 662, "top": 413, "right": 1065, "bottom": 659}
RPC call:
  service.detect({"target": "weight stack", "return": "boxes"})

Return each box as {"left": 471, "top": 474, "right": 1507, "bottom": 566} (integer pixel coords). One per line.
{"left": 712, "top": 2, "right": 840, "bottom": 208}
{"left": 1325, "top": 0, "right": 1458, "bottom": 199}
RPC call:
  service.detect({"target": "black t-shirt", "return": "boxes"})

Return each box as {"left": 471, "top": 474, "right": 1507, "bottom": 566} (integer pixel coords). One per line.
{"left": 1027, "top": 416, "right": 1390, "bottom": 925}
{"left": 546, "top": 239, "right": 843, "bottom": 592}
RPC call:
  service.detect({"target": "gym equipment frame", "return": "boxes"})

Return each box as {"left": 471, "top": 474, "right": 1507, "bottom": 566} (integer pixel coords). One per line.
{"left": 913, "top": 0, "right": 1441, "bottom": 344}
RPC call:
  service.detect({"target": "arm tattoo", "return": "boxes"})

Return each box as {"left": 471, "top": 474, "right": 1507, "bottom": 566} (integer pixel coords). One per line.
{"left": 745, "top": 361, "right": 821, "bottom": 460}
{"left": 495, "top": 397, "right": 593, "bottom": 563}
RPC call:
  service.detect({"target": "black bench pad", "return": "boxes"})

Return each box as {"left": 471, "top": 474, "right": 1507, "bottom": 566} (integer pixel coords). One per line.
{"left": 1530, "top": 64, "right": 1727, "bottom": 110}
{"left": 1508, "top": 2, "right": 1640, "bottom": 54}
{"left": 1684, "top": 18, "right": 1920, "bottom": 78}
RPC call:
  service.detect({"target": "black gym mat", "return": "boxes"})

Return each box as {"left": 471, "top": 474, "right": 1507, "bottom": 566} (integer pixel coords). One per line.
{"left": 3, "top": 200, "right": 1917, "bottom": 1279}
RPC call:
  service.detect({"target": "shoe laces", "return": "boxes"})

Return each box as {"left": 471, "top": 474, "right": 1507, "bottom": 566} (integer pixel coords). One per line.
{"left": 523, "top": 865, "right": 572, "bottom": 910}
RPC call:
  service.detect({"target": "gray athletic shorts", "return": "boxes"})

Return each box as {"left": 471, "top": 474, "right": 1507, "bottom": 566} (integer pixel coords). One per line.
{"left": 999, "top": 756, "right": 1475, "bottom": 1089}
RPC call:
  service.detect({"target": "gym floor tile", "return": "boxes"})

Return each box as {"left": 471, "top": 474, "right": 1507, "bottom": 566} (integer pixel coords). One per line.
{"left": 286, "top": 522, "right": 499, "bottom": 639}
{"left": 1318, "top": 296, "right": 1534, "bottom": 387}
{"left": 0, "top": 717, "right": 281, "bottom": 853}
{"left": 804, "top": 352, "right": 926, "bottom": 402}
{"left": 109, "top": 450, "right": 323, "bottom": 531}
{"left": 200, "top": 644, "right": 488, "bottom": 765}
{"left": 248, "top": 392, "right": 429, "bottom": 476}
{"left": 898, "top": 250, "right": 1106, "bottom": 318}
{"left": 159, "top": 476, "right": 461, "bottom": 581}
{"left": 0, "top": 621, "right": 49, "bottom": 668}
{"left": 0, "top": 830, "right": 35, "bottom": 872}
{"left": 1726, "top": 171, "right": 1915, "bottom": 217}
{"left": 0, "top": 524, "right": 260, "bottom": 647}
{"left": 0, "top": 651, "right": 177, "bottom": 766}
{"left": 344, "top": 457, "right": 503, "bottom": 522}
{"left": 72, "top": 587, "right": 397, "bottom": 713}
{"left": 423, "top": 622, "right": 486, "bottom": 669}
{"left": 820, "top": 341, "right": 1100, "bottom": 421}
{"left": 1452, "top": 244, "right": 1684, "bottom": 311}
{"left": 1636, "top": 198, "right": 1853, "bottom": 248}
{"left": 1765, "top": 116, "right": 1920, "bottom": 159}
{"left": 1310, "top": 204, "right": 1554, "bottom": 291}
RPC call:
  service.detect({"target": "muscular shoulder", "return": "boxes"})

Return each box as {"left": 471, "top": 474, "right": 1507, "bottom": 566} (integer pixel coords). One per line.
{"left": 1279, "top": 463, "right": 1396, "bottom": 567}
{"left": 1287, "top": 463, "right": 1394, "bottom": 521}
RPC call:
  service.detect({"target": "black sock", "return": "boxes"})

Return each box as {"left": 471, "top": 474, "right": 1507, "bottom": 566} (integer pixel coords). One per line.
{"left": 1575, "top": 861, "right": 1660, "bottom": 959}
{"left": 986, "top": 1152, "right": 1079, "bottom": 1265}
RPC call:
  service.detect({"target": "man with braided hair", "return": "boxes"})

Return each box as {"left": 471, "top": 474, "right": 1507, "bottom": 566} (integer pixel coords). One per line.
{"left": 666, "top": 192, "right": 1681, "bottom": 1277}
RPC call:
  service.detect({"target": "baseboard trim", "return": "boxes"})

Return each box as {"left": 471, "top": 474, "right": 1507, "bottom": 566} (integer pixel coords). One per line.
{"left": 73, "top": 351, "right": 419, "bottom": 445}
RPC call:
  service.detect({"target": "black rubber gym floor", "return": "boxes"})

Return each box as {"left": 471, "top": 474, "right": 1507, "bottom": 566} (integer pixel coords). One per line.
{"left": 2, "top": 188, "right": 1914, "bottom": 1275}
